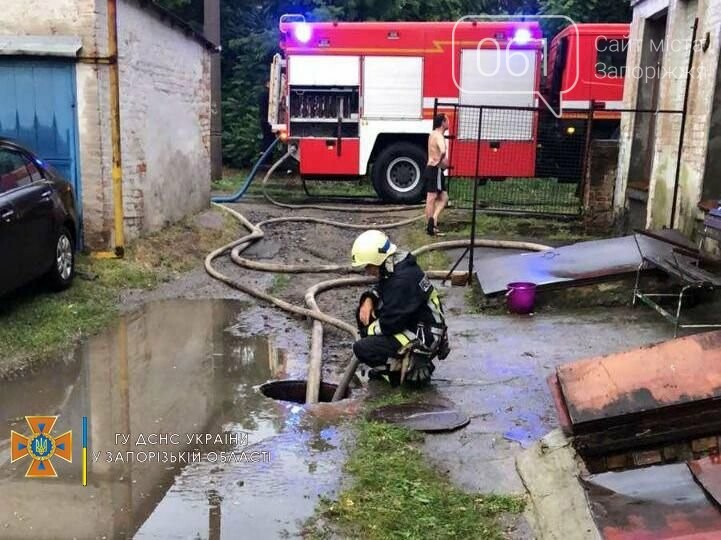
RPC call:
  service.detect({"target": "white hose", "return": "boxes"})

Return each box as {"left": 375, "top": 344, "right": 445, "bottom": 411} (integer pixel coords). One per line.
{"left": 206, "top": 154, "right": 552, "bottom": 403}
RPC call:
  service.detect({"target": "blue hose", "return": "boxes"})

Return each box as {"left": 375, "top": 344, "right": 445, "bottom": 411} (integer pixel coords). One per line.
{"left": 211, "top": 138, "right": 280, "bottom": 203}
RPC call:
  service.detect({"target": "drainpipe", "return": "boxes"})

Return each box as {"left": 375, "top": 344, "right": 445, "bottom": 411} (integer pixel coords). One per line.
{"left": 95, "top": 0, "right": 125, "bottom": 258}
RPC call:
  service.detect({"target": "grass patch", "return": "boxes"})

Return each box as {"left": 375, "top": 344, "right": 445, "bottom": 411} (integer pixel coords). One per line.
{"left": 464, "top": 282, "right": 486, "bottom": 315}
{"left": 213, "top": 169, "right": 376, "bottom": 199}
{"left": 448, "top": 178, "right": 580, "bottom": 216}
{"left": 268, "top": 273, "right": 290, "bottom": 295}
{"left": 404, "top": 222, "right": 451, "bottom": 272}
{"left": 0, "top": 208, "right": 241, "bottom": 377}
{"left": 441, "top": 212, "right": 587, "bottom": 244}
{"left": 211, "top": 170, "right": 250, "bottom": 193}
{"left": 305, "top": 416, "right": 525, "bottom": 539}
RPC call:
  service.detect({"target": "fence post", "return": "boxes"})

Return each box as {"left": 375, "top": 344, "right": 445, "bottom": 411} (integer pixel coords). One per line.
{"left": 467, "top": 107, "right": 484, "bottom": 282}
{"left": 578, "top": 101, "right": 596, "bottom": 206}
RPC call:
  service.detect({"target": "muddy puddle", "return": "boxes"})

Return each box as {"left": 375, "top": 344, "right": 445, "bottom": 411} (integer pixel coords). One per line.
{"left": 0, "top": 300, "right": 350, "bottom": 539}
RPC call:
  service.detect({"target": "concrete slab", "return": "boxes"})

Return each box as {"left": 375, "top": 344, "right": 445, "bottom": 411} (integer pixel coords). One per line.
{"left": 516, "top": 429, "right": 600, "bottom": 540}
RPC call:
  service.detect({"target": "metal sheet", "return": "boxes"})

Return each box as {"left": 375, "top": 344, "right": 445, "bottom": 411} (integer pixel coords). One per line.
{"left": 583, "top": 463, "right": 721, "bottom": 539}
{"left": 368, "top": 403, "right": 470, "bottom": 432}
{"left": 0, "top": 58, "right": 81, "bottom": 212}
{"left": 556, "top": 330, "right": 721, "bottom": 426}
{"left": 475, "top": 235, "right": 672, "bottom": 296}
{"left": 688, "top": 455, "right": 721, "bottom": 506}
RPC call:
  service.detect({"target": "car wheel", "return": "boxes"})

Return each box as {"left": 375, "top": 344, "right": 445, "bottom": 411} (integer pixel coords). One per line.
{"left": 372, "top": 142, "right": 426, "bottom": 204}
{"left": 48, "top": 227, "right": 75, "bottom": 290}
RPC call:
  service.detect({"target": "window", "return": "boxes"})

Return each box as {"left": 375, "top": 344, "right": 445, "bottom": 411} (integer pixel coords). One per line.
{"left": 25, "top": 159, "right": 43, "bottom": 182}
{"left": 0, "top": 149, "right": 35, "bottom": 194}
{"left": 596, "top": 39, "right": 628, "bottom": 78}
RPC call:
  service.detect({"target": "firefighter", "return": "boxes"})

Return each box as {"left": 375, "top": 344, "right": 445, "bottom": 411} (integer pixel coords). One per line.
{"left": 351, "top": 230, "right": 450, "bottom": 386}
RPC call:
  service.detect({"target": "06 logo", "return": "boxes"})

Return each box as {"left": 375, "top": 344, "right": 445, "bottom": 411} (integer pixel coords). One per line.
{"left": 10, "top": 416, "right": 72, "bottom": 478}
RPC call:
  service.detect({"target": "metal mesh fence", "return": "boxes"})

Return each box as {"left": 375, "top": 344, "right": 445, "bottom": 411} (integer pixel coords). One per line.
{"left": 448, "top": 177, "right": 580, "bottom": 215}
{"left": 441, "top": 102, "right": 591, "bottom": 216}
{"left": 440, "top": 102, "right": 685, "bottom": 218}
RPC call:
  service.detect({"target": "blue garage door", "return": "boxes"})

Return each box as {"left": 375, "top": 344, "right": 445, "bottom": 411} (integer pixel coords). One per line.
{"left": 0, "top": 58, "right": 81, "bottom": 215}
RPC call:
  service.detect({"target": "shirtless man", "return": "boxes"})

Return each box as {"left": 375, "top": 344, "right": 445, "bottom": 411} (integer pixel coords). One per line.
{"left": 424, "top": 114, "right": 449, "bottom": 236}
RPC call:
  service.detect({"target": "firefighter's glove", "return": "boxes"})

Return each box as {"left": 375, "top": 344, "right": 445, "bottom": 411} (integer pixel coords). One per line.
{"left": 405, "top": 348, "right": 435, "bottom": 386}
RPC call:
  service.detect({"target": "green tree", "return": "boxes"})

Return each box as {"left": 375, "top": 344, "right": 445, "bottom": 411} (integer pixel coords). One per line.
{"left": 540, "top": 0, "right": 630, "bottom": 23}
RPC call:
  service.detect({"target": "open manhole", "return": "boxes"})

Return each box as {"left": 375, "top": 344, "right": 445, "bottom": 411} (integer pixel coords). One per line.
{"left": 259, "top": 380, "right": 349, "bottom": 404}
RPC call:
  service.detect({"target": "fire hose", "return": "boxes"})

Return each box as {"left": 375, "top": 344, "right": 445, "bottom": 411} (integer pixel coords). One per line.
{"left": 205, "top": 151, "right": 551, "bottom": 403}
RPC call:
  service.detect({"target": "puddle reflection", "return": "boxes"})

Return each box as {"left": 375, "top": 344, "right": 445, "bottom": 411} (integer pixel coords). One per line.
{"left": 0, "top": 300, "right": 347, "bottom": 539}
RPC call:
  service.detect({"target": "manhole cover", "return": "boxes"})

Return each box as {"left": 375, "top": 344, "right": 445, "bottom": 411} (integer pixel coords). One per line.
{"left": 368, "top": 402, "right": 470, "bottom": 432}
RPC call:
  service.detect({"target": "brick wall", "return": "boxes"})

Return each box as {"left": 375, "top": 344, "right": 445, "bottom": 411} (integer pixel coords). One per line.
{"left": 1, "top": 0, "right": 211, "bottom": 248}
{"left": 116, "top": 0, "right": 211, "bottom": 238}
{"left": 0, "top": 0, "right": 113, "bottom": 247}
{"left": 618, "top": 0, "right": 721, "bottom": 236}
{"left": 0, "top": 0, "right": 97, "bottom": 52}
{"left": 584, "top": 140, "right": 619, "bottom": 233}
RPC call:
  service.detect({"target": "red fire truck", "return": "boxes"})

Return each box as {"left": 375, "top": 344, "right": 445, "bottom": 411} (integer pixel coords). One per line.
{"left": 544, "top": 23, "right": 629, "bottom": 140}
{"left": 267, "top": 18, "right": 629, "bottom": 203}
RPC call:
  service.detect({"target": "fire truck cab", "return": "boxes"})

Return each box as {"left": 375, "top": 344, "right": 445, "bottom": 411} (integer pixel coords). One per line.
{"left": 267, "top": 18, "right": 629, "bottom": 203}
{"left": 546, "top": 23, "right": 628, "bottom": 114}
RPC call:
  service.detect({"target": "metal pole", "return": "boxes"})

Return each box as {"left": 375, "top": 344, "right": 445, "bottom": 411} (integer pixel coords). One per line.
{"left": 670, "top": 18, "right": 698, "bottom": 230}
{"left": 467, "top": 108, "right": 483, "bottom": 282}
{"left": 107, "top": 0, "right": 125, "bottom": 257}
{"left": 204, "top": 0, "right": 222, "bottom": 181}
{"left": 578, "top": 100, "right": 595, "bottom": 203}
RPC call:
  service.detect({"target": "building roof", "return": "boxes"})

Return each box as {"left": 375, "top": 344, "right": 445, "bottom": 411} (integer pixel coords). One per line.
{"left": 133, "top": 0, "right": 218, "bottom": 51}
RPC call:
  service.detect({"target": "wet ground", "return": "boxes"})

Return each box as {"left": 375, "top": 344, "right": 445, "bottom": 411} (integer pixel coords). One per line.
{"left": 0, "top": 200, "right": 680, "bottom": 538}
{"left": 0, "top": 299, "right": 357, "bottom": 539}
{"left": 419, "top": 285, "right": 671, "bottom": 494}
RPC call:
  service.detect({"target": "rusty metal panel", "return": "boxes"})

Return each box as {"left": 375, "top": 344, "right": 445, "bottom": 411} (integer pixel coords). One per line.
{"left": 475, "top": 235, "right": 672, "bottom": 295}
{"left": 547, "top": 373, "right": 573, "bottom": 435}
{"left": 688, "top": 455, "right": 721, "bottom": 506}
{"left": 583, "top": 463, "right": 721, "bottom": 539}
{"left": 556, "top": 330, "right": 721, "bottom": 426}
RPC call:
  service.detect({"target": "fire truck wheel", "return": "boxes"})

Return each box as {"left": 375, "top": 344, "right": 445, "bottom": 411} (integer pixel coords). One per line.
{"left": 372, "top": 143, "right": 426, "bottom": 204}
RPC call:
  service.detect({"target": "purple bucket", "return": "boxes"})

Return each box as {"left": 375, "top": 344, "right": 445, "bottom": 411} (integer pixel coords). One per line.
{"left": 506, "top": 282, "right": 537, "bottom": 315}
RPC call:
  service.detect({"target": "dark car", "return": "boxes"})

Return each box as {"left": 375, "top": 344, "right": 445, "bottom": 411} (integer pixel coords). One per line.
{"left": 0, "top": 138, "right": 78, "bottom": 296}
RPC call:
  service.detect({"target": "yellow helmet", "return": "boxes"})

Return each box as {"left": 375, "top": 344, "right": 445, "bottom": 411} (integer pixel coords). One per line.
{"left": 351, "top": 230, "right": 397, "bottom": 268}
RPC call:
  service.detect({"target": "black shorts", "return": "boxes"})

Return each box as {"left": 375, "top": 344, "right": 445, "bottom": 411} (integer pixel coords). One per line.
{"left": 423, "top": 165, "right": 446, "bottom": 194}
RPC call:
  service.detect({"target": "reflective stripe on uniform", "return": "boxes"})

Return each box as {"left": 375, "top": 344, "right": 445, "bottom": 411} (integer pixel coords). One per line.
{"left": 427, "top": 289, "right": 445, "bottom": 325}
{"left": 394, "top": 329, "right": 417, "bottom": 348}
{"left": 367, "top": 320, "right": 381, "bottom": 336}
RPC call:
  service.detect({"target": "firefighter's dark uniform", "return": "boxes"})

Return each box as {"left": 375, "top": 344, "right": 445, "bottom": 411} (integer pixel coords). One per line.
{"left": 352, "top": 251, "right": 448, "bottom": 385}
